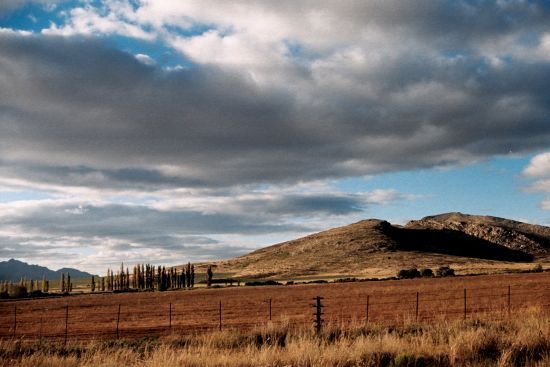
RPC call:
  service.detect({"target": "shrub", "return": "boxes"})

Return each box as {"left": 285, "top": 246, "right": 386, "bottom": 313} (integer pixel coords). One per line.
{"left": 420, "top": 268, "right": 434, "bottom": 277}
{"left": 305, "top": 280, "right": 328, "bottom": 284}
{"left": 8, "top": 284, "right": 27, "bottom": 298}
{"left": 245, "top": 280, "right": 282, "bottom": 286}
{"left": 436, "top": 266, "right": 455, "bottom": 277}
{"left": 531, "top": 264, "right": 543, "bottom": 273}
{"left": 397, "top": 268, "right": 421, "bottom": 279}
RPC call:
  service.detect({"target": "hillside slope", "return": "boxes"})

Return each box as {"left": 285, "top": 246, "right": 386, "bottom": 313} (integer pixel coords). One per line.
{"left": 215, "top": 213, "right": 549, "bottom": 278}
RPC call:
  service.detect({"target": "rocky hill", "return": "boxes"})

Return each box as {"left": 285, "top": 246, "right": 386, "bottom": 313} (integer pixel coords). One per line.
{"left": 406, "top": 213, "right": 550, "bottom": 256}
{"left": 215, "top": 213, "right": 549, "bottom": 278}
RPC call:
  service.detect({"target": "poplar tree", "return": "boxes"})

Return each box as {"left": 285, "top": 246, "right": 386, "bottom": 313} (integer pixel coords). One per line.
{"left": 67, "top": 273, "right": 71, "bottom": 293}
{"left": 181, "top": 267, "right": 186, "bottom": 288}
{"left": 207, "top": 265, "right": 213, "bottom": 287}
{"left": 141, "top": 264, "right": 145, "bottom": 288}
{"left": 42, "top": 274, "right": 47, "bottom": 293}
{"left": 185, "top": 263, "right": 191, "bottom": 288}
{"left": 91, "top": 275, "right": 95, "bottom": 292}
{"left": 191, "top": 264, "right": 195, "bottom": 288}
{"left": 157, "top": 265, "right": 162, "bottom": 290}
{"left": 110, "top": 269, "right": 114, "bottom": 291}
{"left": 61, "top": 273, "right": 65, "bottom": 293}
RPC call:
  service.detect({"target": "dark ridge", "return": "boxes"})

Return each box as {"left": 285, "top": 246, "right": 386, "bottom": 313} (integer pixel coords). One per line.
{"left": 385, "top": 226, "right": 534, "bottom": 262}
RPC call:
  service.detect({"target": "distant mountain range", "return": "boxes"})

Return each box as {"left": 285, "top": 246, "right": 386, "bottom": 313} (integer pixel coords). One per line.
{"left": 215, "top": 212, "right": 550, "bottom": 278}
{"left": 0, "top": 259, "right": 95, "bottom": 282}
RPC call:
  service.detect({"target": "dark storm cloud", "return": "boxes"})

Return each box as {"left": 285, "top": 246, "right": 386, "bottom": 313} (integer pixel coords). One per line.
{"left": 0, "top": 203, "right": 308, "bottom": 237}
{"left": 235, "top": 194, "right": 364, "bottom": 216}
{"left": 1, "top": 1, "right": 550, "bottom": 192}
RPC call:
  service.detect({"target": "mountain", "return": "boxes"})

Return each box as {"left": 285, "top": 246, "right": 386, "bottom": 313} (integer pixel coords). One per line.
{"left": 215, "top": 213, "right": 549, "bottom": 278}
{"left": 0, "top": 259, "right": 95, "bottom": 282}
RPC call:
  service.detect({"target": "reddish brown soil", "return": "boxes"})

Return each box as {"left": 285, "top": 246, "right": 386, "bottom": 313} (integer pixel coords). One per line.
{"left": 1, "top": 272, "right": 549, "bottom": 341}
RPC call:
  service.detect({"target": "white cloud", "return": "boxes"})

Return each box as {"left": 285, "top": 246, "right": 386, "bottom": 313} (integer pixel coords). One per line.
{"left": 523, "top": 152, "right": 550, "bottom": 177}
{"left": 43, "top": 4, "right": 155, "bottom": 40}
{"left": 134, "top": 53, "right": 155, "bottom": 65}
{"left": 523, "top": 152, "right": 550, "bottom": 210}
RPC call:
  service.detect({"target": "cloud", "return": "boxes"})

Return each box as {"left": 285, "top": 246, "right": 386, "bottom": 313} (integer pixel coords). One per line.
{"left": 523, "top": 152, "right": 550, "bottom": 177}
{"left": 43, "top": 4, "right": 155, "bottom": 40}
{"left": 523, "top": 152, "right": 550, "bottom": 210}
{"left": 134, "top": 53, "right": 155, "bottom": 66}
{"left": 1, "top": 29, "right": 549, "bottom": 192}
{"left": 0, "top": 0, "right": 63, "bottom": 15}
{"left": 0, "top": 184, "right": 416, "bottom": 271}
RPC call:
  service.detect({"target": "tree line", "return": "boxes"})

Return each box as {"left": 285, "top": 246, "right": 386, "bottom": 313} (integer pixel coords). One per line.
{"left": 93, "top": 262, "right": 201, "bottom": 292}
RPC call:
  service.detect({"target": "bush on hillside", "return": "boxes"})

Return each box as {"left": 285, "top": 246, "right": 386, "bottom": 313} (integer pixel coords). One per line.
{"left": 245, "top": 280, "right": 282, "bottom": 286}
{"left": 531, "top": 264, "right": 543, "bottom": 273}
{"left": 420, "top": 268, "right": 434, "bottom": 277}
{"left": 436, "top": 266, "right": 455, "bottom": 277}
{"left": 397, "top": 268, "right": 421, "bottom": 279}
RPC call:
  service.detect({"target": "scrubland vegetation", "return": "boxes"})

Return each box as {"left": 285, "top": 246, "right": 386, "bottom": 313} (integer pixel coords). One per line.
{"left": 1, "top": 307, "right": 548, "bottom": 367}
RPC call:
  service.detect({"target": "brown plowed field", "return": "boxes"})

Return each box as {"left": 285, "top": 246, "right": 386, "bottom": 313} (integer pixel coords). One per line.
{"left": 1, "top": 272, "right": 549, "bottom": 342}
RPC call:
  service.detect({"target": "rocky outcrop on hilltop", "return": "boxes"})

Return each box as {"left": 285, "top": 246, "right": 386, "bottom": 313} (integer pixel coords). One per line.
{"left": 406, "top": 212, "right": 549, "bottom": 256}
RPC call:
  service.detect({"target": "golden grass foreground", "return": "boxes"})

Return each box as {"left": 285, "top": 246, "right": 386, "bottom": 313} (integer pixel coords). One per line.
{"left": 1, "top": 307, "right": 548, "bottom": 367}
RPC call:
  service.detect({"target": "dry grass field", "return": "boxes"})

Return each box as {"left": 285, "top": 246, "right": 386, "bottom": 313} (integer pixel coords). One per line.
{"left": 0, "top": 272, "right": 548, "bottom": 343}
{"left": 0, "top": 307, "right": 548, "bottom": 366}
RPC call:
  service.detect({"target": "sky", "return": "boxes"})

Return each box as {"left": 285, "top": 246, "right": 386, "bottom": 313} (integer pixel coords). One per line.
{"left": 0, "top": 0, "right": 549, "bottom": 274}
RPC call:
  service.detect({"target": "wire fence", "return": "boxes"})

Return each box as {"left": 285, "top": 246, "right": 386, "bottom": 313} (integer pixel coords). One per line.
{"left": 1, "top": 277, "right": 549, "bottom": 343}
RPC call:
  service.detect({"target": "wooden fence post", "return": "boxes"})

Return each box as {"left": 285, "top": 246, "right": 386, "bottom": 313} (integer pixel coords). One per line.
{"left": 312, "top": 296, "right": 324, "bottom": 334}
{"left": 12, "top": 305, "right": 16, "bottom": 339}
{"left": 415, "top": 292, "right": 419, "bottom": 322}
{"left": 366, "top": 295, "right": 370, "bottom": 325}
{"left": 507, "top": 285, "right": 511, "bottom": 317}
{"left": 463, "top": 289, "right": 467, "bottom": 320}
{"left": 39, "top": 311, "right": 44, "bottom": 347}
{"left": 64, "top": 305, "right": 69, "bottom": 346}
{"left": 116, "top": 304, "right": 121, "bottom": 339}
{"left": 219, "top": 301, "right": 222, "bottom": 331}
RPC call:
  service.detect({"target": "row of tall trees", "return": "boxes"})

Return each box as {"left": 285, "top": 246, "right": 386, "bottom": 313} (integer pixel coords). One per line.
{"left": 96, "top": 262, "right": 197, "bottom": 292}
{"left": 59, "top": 272, "right": 73, "bottom": 293}
{"left": 1, "top": 275, "right": 52, "bottom": 298}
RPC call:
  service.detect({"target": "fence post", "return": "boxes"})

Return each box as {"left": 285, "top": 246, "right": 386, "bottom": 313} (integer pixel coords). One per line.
{"left": 269, "top": 298, "right": 272, "bottom": 321}
{"left": 12, "top": 305, "right": 16, "bottom": 338}
{"left": 219, "top": 301, "right": 222, "bottom": 331}
{"left": 463, "top": 289, "right": 467, "bottom": 320}
{"left": 116, "top": 304, "right": 121, "bottom": 339}
{"left": 312, "top": 296, "right": 324, "bottom": 334}
{"left": 169, "top": 303, "right": 172, "bottom": 330}
{"left": 64, "top": 305, "right": 69, "bottom": 346}
{"left": 507, "top": 285, "right": 511, "bottom": 317}
{"left": 366, "top": 295, "right": 370, "bottom": 325}
{"left": 416, "top": 292, "right": 419, "bottom": 322}
{"left": 39, "top": 311, "right": 44, "bottom": 347}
